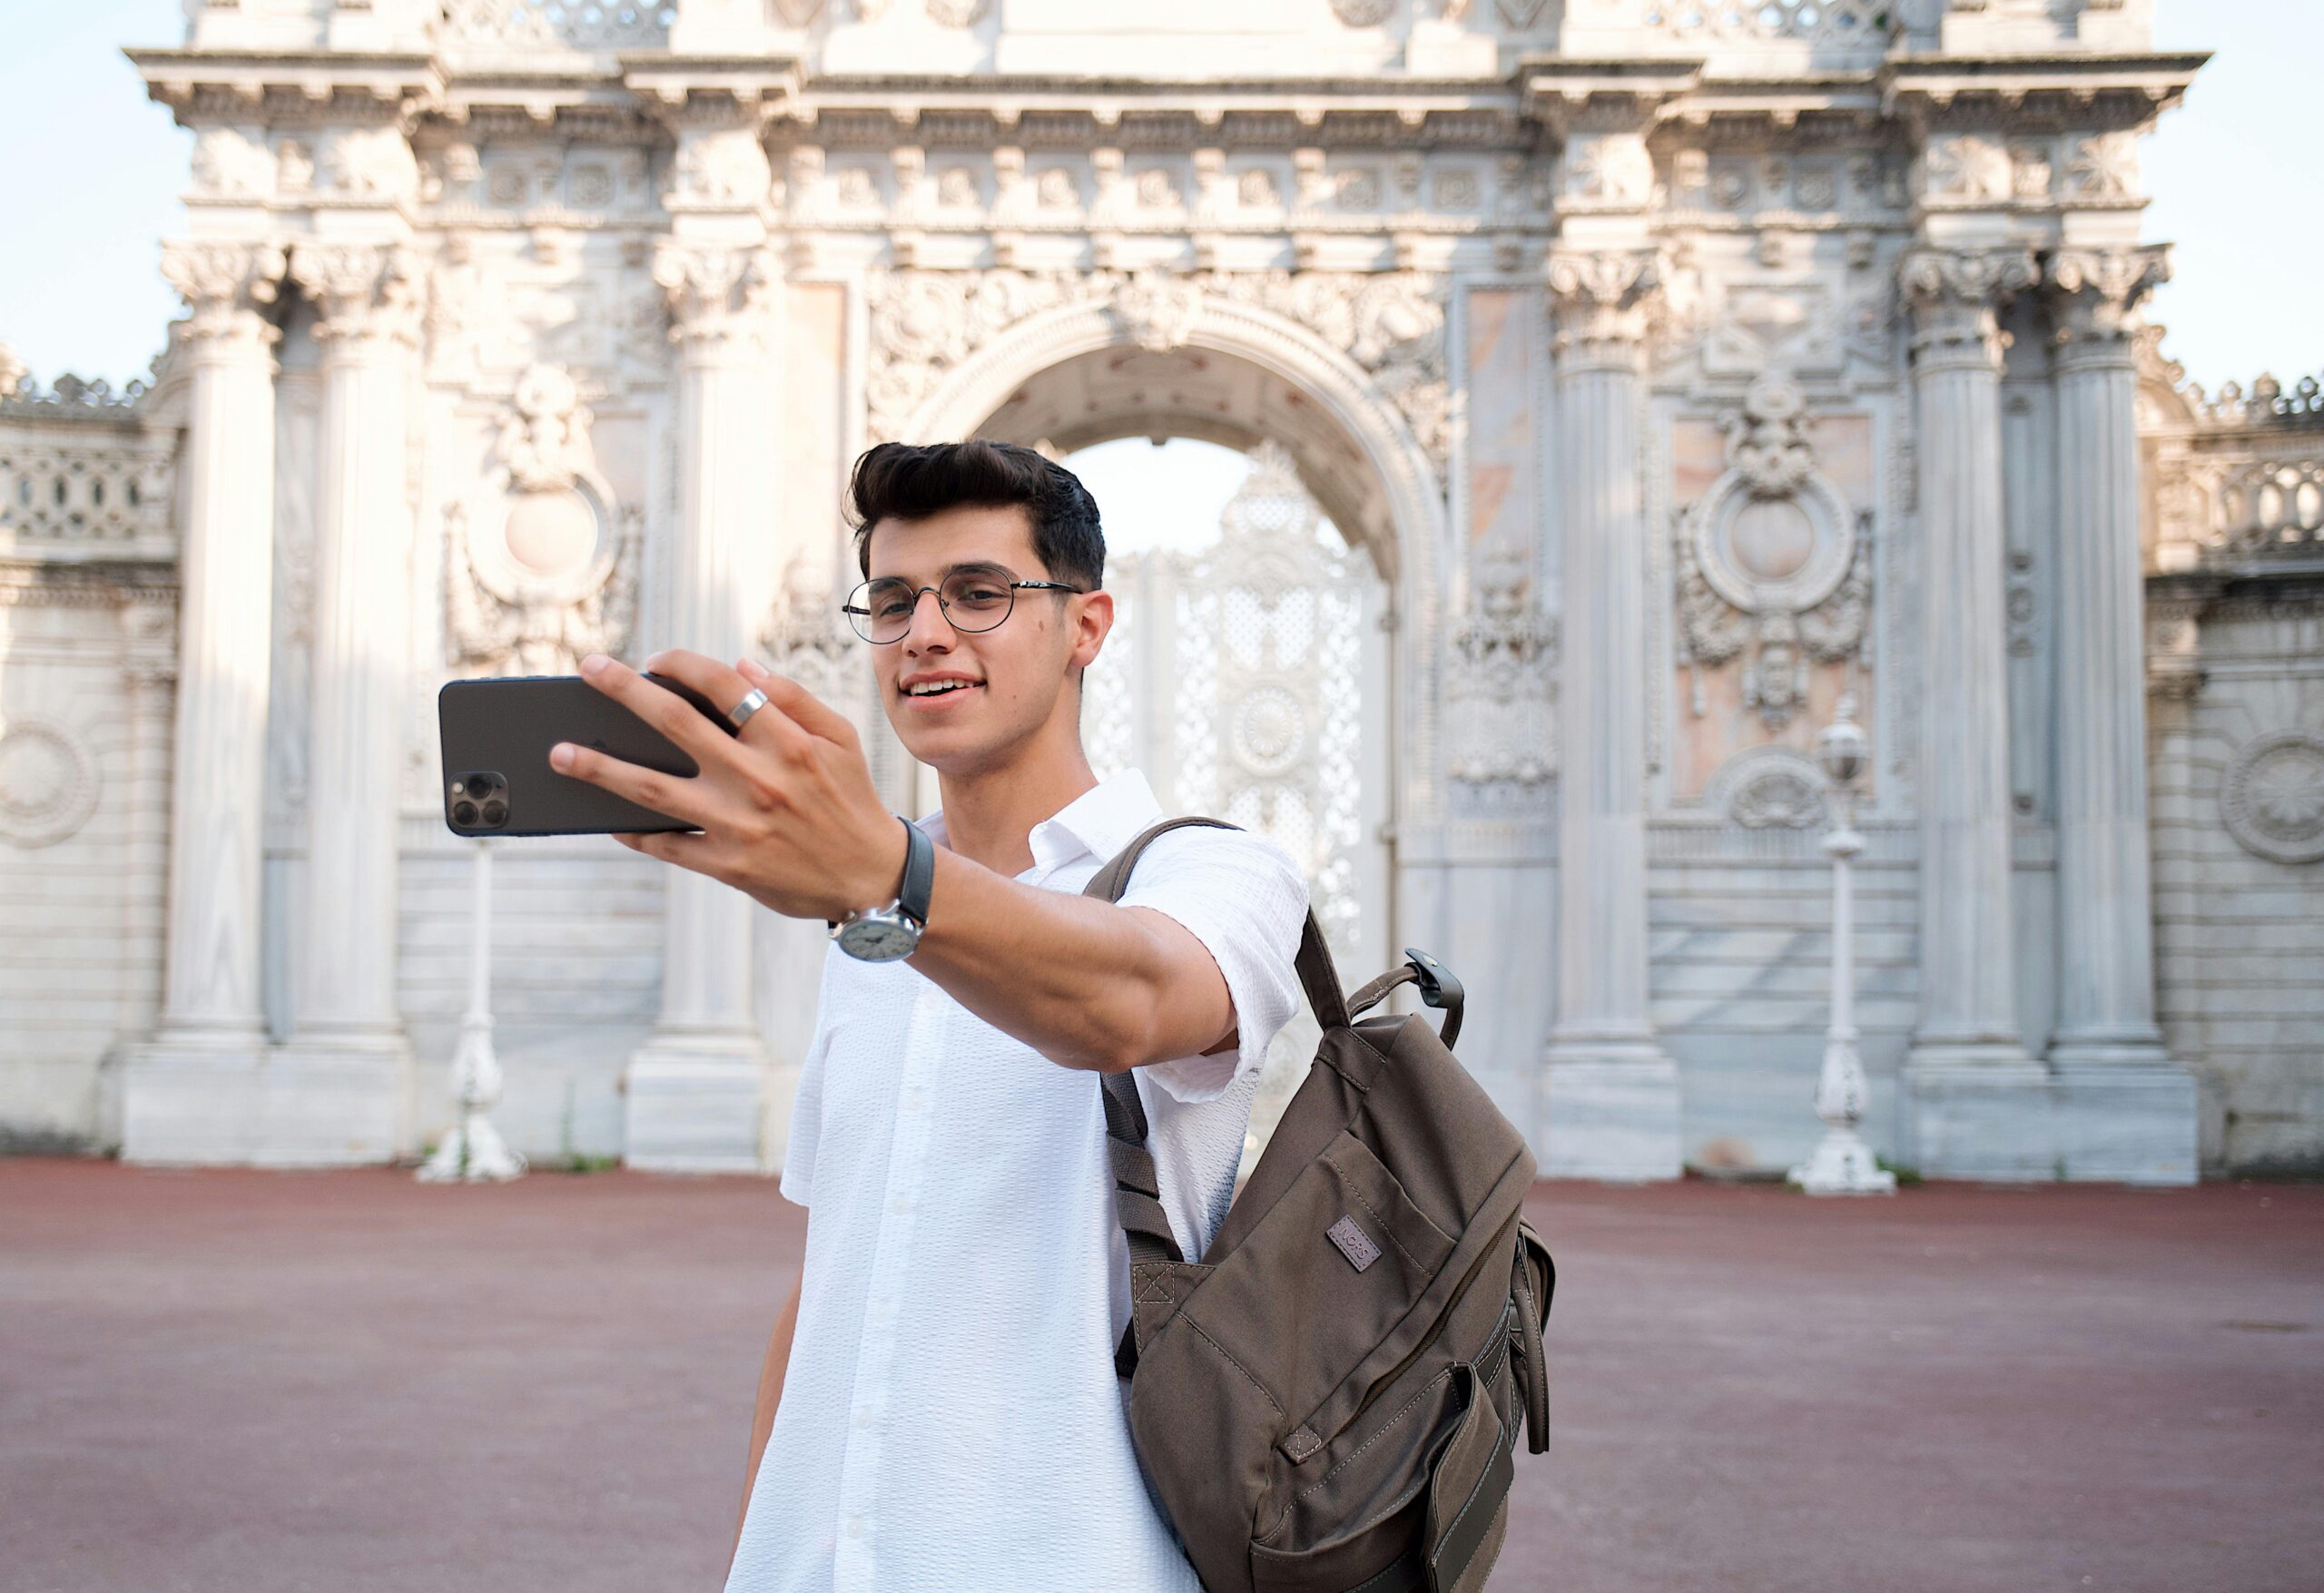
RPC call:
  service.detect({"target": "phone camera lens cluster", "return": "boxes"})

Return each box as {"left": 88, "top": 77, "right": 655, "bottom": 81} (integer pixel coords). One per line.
{"left": 448, "top": 772, "right": 509, "bottom": 832}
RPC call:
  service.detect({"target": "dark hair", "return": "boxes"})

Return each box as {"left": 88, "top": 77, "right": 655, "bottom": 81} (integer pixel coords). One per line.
{"left": 847, "top": 440, "right": 1104, "bottom": 591}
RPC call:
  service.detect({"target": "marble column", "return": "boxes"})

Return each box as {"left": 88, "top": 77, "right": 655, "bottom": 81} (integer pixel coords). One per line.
{"left": 122, "top": 241, "right": 287, "bottom": 1164}
{"left": 263, "top": 242, "right": 423, "bottom": 1162}
{"left": 1896, "top": 247, "right": 2051, "bottom": 1178}
{"left": 1537, "top": 249, "right": 1681, "bottom": 1180}
{"left": 2042, "top": 246, "right": 2196, "bottom": 1184}
{"left": 625, "top": 244, "right": 780, "bottom": 1173}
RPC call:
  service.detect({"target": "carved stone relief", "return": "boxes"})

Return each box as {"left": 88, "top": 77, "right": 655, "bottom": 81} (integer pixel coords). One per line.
{"left": 1676, "top": 373, "right": 1871, "bottom": 731}
{"left": 862, "top": 268, "right": 1450, "bottom": 479}
{"left": 2221, "top": 730, "right": 2324, "bottom": 865}
{"left": 0, "top": 716, "right": 102, "bottom": 850}
{"left": 445, "top": 363, "right": 642, "bottom": 674}
{"left": 1701, "top": 744, "right": 1829, "bottom": 831}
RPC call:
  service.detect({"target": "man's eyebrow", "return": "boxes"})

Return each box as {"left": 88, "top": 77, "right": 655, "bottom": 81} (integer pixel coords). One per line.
{"left": 872, "top": 559, "right": 1019, "bottom": 582}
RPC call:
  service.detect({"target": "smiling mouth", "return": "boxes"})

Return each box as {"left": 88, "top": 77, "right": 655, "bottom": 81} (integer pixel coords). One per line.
{"left": 901, "top": 681, "right": 984, "bottom": 700}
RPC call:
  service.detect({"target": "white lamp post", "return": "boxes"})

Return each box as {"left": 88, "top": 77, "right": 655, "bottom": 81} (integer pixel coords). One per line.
{"left": 419, "top": 839, "right": 526, "bottom": 1183}
{"left": 1788, "top": 695, "right": 1896, "bottom": 1195}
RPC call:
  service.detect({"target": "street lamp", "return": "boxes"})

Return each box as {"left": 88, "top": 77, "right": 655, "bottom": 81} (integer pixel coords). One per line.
{"left": 418, "top": 838, "right": 527, "bottom": 1183}
{"left": 1788, "top": 694, "right": 1896, "bottom": 1195}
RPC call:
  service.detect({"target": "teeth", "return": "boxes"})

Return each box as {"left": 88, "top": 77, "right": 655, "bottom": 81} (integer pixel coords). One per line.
{"left": 907, "top": 680, "right": 976, "bottom": 696}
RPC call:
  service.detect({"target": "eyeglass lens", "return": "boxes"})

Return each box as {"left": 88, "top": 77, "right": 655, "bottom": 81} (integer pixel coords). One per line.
{"left": 852, "top": 571, "right": 1017, "bottom": 642}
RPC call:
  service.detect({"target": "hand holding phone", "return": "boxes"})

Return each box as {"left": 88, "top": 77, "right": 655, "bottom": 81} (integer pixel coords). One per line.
{"left": 437, "top": 670, "right": 737, "bottom": 838}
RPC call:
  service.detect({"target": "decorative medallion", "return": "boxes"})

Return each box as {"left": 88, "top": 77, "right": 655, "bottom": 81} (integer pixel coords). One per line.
{"left": 0, "top": 718, "right": 101, "bottom": 850}
{"left": 1230, "top": 686, "right": 1310, "bottom": 780}
{"left": 2221, "top": 731, "right": 2324, "bottom": 865}
{"left": 1677, "top": 372, "right": 1870, "bottom": 731}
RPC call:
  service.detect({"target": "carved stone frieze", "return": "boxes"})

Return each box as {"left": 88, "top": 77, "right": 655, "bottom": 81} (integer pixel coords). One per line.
{"left": 862, "top": 268, "right": 1450, "bottom": 476}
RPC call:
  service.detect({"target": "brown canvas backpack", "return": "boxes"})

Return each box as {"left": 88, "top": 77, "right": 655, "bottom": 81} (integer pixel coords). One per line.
{"left": 1087, "top": 819, "right": 1555, "bottom": 1593}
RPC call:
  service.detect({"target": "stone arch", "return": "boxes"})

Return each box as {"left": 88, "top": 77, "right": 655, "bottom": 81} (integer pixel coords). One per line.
{"left": 902, "top": 292, "right": 1442, "bottom": 596}
{"left": 894, "top": 286, "right": 1447, "bottom": 835}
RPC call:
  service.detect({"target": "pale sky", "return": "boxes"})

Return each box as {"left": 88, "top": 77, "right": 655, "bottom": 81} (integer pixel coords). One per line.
{"left": 0, "top": 0, "right": 2309, "bottom": 398}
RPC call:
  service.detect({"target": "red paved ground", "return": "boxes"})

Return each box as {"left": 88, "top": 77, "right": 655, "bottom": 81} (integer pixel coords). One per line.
{"left": 2, "top": 1160, "right": 2319, "bottom": 1593}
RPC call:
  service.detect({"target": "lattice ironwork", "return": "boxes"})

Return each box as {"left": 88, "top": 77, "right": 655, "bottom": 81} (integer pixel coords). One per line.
{"left": 1085, "top": 442, "right": 1375, "bottom": 1169}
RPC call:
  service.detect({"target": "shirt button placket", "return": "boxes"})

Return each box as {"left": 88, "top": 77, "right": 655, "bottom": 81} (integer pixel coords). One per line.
{"left": 831, "top": 980, "right": 946, "bottom": 1593}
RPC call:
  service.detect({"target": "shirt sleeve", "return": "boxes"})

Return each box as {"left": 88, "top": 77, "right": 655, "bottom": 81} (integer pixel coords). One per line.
{"left": 777, "top": 949, "right": 842, "bottom": 1208}
{"left": 1117, "top": 825, "right": 1309, "bottom": 1105}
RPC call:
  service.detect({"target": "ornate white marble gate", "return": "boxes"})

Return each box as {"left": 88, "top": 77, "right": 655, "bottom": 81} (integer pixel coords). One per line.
{"left": 1079, "top": 442, "right": 1393, "bottom": 1161}
{"left": 11, "top": 0, "right": 2302, "bottom": 1183}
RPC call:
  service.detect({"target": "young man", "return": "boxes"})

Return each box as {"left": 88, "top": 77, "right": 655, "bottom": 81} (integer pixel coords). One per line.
{"left": 551, "top": 439, "right": 1309, "bottom": 1590}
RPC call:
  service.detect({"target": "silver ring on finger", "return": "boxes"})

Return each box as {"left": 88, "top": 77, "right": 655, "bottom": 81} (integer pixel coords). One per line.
{"left": 724, "top": 686, "right": 770, "bottom": 733}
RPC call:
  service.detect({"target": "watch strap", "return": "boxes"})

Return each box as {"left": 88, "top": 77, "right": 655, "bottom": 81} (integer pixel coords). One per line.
{"left": 818, "top": 817, "right": 924, "bottom": 929}
{"left": 897, "top": 814, "right": 934, "bottom": 926}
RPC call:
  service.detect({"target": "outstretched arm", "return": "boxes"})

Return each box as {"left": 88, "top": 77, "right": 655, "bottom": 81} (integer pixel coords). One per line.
{"left": 549, "top": 650, "right": 1249, "bottom": 1074}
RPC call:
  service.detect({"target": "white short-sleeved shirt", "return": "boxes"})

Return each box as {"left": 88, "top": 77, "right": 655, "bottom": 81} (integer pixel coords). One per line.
{"left": 725, "top": 767, "right": 1309, "bottom": 1593}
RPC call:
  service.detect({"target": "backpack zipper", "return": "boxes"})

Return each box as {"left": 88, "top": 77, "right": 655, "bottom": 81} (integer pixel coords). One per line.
{"left": 1334, "top": 1205, "right": 1523, "bottom": 1443}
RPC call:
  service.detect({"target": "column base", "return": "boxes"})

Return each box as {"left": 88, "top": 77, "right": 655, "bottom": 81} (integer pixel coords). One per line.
{"left": 624, "top": 1033, "right": 770, "bottom": 1174}
{"left": 123, "top": 1029, "right": 409, "bottom": 1166}
{"left": 1537, "top": 1044, "right": 1682, "bottom": 1182}
{"left": 2048, "top": 1052, "right": 2198, "bottom": 1185}
{"left": 1900, "top": 1045, "right": 2053, "bottom": 1181}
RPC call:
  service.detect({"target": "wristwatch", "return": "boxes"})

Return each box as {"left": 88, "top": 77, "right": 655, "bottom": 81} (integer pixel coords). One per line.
{"left": 831, "top": 815, "right": 934, "bottom": 962}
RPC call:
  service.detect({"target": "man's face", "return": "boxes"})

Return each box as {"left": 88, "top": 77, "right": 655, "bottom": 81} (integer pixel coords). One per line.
{"left": 861, "top": 503, "right": 1108, "bottom": 774}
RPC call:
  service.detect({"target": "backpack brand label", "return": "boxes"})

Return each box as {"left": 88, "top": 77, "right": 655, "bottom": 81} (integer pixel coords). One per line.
{"left": 1326, "top": 1214, "right": 1380, "bottom": 1273}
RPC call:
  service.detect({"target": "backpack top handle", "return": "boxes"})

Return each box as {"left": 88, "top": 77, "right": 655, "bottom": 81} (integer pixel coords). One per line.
{"left": 1078, "top": 815, "right": 1351, "bottom": 1031}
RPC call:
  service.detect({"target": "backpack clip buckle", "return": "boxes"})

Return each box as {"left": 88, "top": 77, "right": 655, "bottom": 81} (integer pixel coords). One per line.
{"left": 1401, "top": 947, "right": 1464, "bottom": 1050}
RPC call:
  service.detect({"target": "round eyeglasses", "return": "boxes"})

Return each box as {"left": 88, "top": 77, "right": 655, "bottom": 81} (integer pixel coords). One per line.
{"left": 841, "top": 571, "right": 1085, "bottom": 644}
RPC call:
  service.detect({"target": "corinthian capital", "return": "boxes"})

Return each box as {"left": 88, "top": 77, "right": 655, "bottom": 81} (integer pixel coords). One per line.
{"left": 290, "top": 242, "right": 424, "bottom": 349}
{"left": 161, "top": 240, "right": 288, "bottom": 346}
{"left": 653, "top": 243, "right": 781, "bottom": 351}
{"left": 1898, "top": 246, "right": 2039, "bottom": 370}
{"left": 1543, "top": 247, "right": 1663, "bottom": 368}
{"left": 2044, "top": 244, "right": 2171, "bottom": 354}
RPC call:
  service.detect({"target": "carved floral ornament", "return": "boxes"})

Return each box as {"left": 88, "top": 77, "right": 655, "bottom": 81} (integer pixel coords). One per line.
{"left": 1898, "top": 246, "right": 2038, "bottom": 366}
{"left": 653, "top": 244, "right": 781, "bottom": 349}
{"left": 2046, "top": 245, "right": 2171, "bottom": 349}
{"left": 2221, "top": 730, "right": 2324, "bottom": 866}
{"left": 1443, "top": 547, "right": 1558, "bottom": 791}
{"left": 1543, "top": 248, "right": 1666, "bottom": 363}
{"left": 862, "top": 268, "right": 1450, "bottom": 472}
{"left": 1677, "top": 371, "right": 1870, "bottom": 733}
{"left": 446, "top": 362, "right": 640, "bottom": 674}
{"left": 290, "top": 242, "right": 426, "bottom": 346}
{"left": 0, "top": 716, "right": 102, "bottom": 850}
{"left": 160, "top": 240, "right": 289, "bottom": 342}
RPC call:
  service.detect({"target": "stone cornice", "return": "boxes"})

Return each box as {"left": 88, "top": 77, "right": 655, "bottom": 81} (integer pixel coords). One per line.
{"left": 1879, "top": 51, "right": 2205, "bottom": 133}
{"left": 132, "top": 48, "right": 442, "bottom": 131}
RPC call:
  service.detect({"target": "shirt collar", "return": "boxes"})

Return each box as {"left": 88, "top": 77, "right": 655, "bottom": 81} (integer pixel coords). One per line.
{"left": 915, "top": 767, "right": 1164, "bottom": 877}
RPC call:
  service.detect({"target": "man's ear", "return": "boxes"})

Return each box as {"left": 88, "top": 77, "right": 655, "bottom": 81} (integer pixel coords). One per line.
{"left": 1069, "top": 587, "right": 1115, "bottom": 674}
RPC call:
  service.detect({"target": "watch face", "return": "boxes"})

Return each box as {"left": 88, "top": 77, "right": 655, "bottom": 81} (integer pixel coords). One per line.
{"left": 838, "top": 914, "right": 920, "bottom": 962}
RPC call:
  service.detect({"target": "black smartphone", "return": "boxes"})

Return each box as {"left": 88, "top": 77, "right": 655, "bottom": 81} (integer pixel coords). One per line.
{"left": 436, "top": 671, "right": 739, "bottom": 838}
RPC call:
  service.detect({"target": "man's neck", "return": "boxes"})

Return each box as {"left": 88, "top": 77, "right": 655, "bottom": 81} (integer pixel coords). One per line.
{"left": 932, "top": 723, "right": 1098, "bottom": 877}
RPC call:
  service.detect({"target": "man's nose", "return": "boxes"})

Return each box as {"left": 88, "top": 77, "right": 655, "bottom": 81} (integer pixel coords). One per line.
{"left": 900, "top": 587, "right": 956, "bottom": 653}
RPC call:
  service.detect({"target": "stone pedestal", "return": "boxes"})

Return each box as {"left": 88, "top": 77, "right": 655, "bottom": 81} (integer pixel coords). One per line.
{"left": 123, "top": 242, "right": 289, "bottom": 1164}
{"left": 1538, "top": 249, "right": 1680, "bottom": 1180}
{"left": 2043, "top": 249, "right": 2196, "bottom": 1184}
{"left": 264, "top": 242, "right": 425, "bottom": 1164}
{"left": 1896, "top": 248, "right": 2048, "bottom": 1179}
{"left": 625, "top": 242, "right": 781, "bottom": 1172}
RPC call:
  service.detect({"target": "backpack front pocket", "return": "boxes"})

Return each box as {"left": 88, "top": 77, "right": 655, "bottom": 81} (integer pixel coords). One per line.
{"left": 1187, "top": 1129, "right": 1458, "bottom": 1455}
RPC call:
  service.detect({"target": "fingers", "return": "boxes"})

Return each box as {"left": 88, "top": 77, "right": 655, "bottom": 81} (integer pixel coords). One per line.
{"left": 634, "top": 648, "right": 815, "bottom": 759}
{"left": 737, "top": 656, "right": 861, "bottom": 748}
{"left": 548, "top": 738, "right": 708, "bottom": 827}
